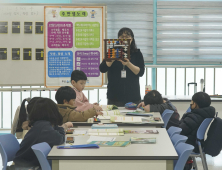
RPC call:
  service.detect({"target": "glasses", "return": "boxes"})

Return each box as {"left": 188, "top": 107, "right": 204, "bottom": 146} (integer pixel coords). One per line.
{"left": 119, "top": 35, "right": 131, "bottom": 39}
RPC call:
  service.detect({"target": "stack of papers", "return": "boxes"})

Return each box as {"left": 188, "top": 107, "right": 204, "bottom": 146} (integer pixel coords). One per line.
{"left": 110, "top": 116, "right": 142, "bottom": 123}
{"left": 130, "top": 137, "right": 156, "bottom": 144}
{"left": 87, "top": 136, "right": 116, "bottom": 143}
{"left": 89, "top": 141, "right": 130, "bottom": 147}
{"left": 102, "top": 110, "right": 121, "bottom": 116}
{"left": 97, "top": 115, "right": 111, "bottom": 120}
{"left": 100, "top": 105, "right": 118, "bottom": 111}
{"left": 88, "top": 129, "right": 124, "bottom": 136}
{"left": 73, "top": 130, "right": 87, "bottom": 135}
{"left": 91, "top": 124, "right": 118, "bottom": 129}
{"left": 124, "top": 130, "right": 159, "bottom": 134}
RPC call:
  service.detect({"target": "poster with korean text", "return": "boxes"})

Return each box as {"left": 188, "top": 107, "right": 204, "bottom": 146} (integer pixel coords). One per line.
{"left": 44, "top": 6, "right": 105, "bottom": 87}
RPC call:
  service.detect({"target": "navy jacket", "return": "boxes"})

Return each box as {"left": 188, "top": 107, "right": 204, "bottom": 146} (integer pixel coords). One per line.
{"left": 179, "top": 106, "right": 215, "bottom": 152}
{"left": 13, "top": 120, "right": 65, "bottom": 168}
{"left": 99, "top": 49, "right": 145, "bottom": 103}
{"left": 150, "top": 98, "right": 180, "bottom": 129}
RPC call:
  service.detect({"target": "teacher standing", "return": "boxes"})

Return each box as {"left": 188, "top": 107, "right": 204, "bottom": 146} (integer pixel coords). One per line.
{"left": 99, "top": 28, "right": 145, "bottom": 107}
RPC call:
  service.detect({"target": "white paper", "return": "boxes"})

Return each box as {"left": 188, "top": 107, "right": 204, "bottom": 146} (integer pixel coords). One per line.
{"left": 97, "top": 115, "right": 111, "bottom": 119}
{"left": 112, "top": 116, "right": 142, "bottom": 123}
{"left": 102, "top": 110, "right": 121, "bottom": 116}
{"left": 73, "top": 130, "right": 87, "bottom": 135}
{"left": 87, "top": 136, "right": 116, "bottom": 143}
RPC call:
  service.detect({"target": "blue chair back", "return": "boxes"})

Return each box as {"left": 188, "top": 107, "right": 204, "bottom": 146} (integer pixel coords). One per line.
{"left": 0, "top": 134, "right": 20, "bottom": 170}
{"left": 162, "top": 109, "right": 174, "bottom": 128}
{"left": 171, "top": 134, "right": 188, "bottom": 147}
{"left": 31, "top": 142, "right": 52, "bottom": 170}
{"left": 197, "top": 118, "right": 213, "bottom": 141}
{"left": 174, "top": 143, "right": 194, "bottom": 170}
{"left": 167, "top": 126, "right": 182, "bottom": 138}
{"left": 186, "top": 107, "right": 191, "bottom": 113}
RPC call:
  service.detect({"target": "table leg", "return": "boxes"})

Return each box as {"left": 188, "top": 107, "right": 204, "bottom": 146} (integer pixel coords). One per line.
{"left": 166, "top": 160, "right": 174, "bottom": 170}
{"left": 52, "top": 160, "right": 59, "bottom": 170}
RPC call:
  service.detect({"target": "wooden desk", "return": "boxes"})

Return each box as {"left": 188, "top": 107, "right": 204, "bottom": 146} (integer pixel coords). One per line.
{"left": 72, "top": 111, "right": 164, "bottom": 128}
{"left": 48, "top": 128, "right": 178, "bottom": 170}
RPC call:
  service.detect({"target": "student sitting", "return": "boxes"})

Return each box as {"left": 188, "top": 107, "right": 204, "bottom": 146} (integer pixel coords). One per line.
{"left": 13, "top": 98, "right": 73, "bottom": 170}
{"left": 11, "top": 97, "right": 41, "bottom": 139}
{"left": 138, "top": 90, "right": 180, "bottom": 129}
{"left": 71, "top": 70, "right": 102, "bottom": 111}
{"left": 56, "top": 86, "right": 103, "bottom": 123}
{"left": 179, "top": 92, "right": 215, "bottom": 152}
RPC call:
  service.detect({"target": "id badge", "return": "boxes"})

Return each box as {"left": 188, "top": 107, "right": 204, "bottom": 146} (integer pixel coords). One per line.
{"left": 121, "top": 70, "right": 126, "bottom": 78}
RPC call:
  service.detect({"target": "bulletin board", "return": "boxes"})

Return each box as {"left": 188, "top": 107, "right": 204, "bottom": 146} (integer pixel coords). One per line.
{"left": 0, "top": 4, "right": 45, "bottom": 86}
{"left": 44, "top": 6, "right": 105, "bottom": 88}
{"left": 0, "top": 4, "right": 106, "bottom": 87}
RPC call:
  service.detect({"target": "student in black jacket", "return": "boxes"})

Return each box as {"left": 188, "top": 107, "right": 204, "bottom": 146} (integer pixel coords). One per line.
{"left": 13, "top": 98, "right": 73, "bottom": 170}
{"left": 138, "top": 90, "right": 180, "bottom": 129}
{"left": 179, "top": 92, "right": 215, "bottom": 152}
{"left": 99, "top": 27, "right": 145, "bottom": 106}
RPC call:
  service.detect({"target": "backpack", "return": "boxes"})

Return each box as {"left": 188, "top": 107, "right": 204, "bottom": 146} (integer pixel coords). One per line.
{"left": 204, "top": 113, "right": 222, "bottom": 157}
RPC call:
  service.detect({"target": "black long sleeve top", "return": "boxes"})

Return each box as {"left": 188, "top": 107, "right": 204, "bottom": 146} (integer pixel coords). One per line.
{"left": 99, "top": 49, "right": 145, "bottom": 103}
{"left": 13, "top": 120, "right": 65, "bottom": 168}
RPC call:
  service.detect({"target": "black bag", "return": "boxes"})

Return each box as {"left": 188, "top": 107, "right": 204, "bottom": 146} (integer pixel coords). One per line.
{"left": 204, "top": 114, "right": 222, "bottom": 157}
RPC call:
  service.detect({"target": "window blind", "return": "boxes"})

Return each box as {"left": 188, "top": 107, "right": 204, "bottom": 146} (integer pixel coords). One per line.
{"left": 157, "top": 1, "right": 222, "bottom": 64}
{"left": 72, "top": 0, "right": 153, "bottom": 63}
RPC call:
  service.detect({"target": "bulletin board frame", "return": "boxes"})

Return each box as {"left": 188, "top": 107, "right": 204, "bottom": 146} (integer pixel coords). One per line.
{"left": 44, "top": 5, "right": 107, "bottom": 88}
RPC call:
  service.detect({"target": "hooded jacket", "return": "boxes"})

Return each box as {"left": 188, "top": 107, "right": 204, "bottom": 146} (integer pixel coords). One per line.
{"left": 57, "top": 104, "right": 97, "bottom": 123}
{"left": 179, "top": 106, "right": 215, "bottom": 152}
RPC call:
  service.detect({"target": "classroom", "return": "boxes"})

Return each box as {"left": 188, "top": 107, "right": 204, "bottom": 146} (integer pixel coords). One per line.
{"left": 0, "top": 0, "right": 222, "bottom": 170}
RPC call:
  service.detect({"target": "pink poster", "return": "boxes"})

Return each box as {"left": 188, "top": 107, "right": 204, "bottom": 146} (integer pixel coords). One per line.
{"left": 48, "top": 22, "right": 73, "bottom": 48}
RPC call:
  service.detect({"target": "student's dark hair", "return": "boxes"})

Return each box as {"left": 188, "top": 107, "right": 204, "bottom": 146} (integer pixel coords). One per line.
{"left": 16, "top": 97, "right": 41, "bottom": 132}
{"left": 55, "top": 86, "right": 76, "bottom": 104}
{"left": 71, "top": 70, "right": 87, "bottom": 82}
{"left": 192, "top": 92, "right": 211, "bottom": 108}
{"left": 118, "top": 27, "right": 137, "bottom": 53}
{"left": 28, "top": 98, "right": 63, "bottom": 127}
{"left": 144, "top": 90, "right": 163, "bottom": 105}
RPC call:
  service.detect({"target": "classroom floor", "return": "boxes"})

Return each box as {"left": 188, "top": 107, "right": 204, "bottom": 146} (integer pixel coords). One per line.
{"left": 0, "top": 130, "right": 221, "bottom": 170}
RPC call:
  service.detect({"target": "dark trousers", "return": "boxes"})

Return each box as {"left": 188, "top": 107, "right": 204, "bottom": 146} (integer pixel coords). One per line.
{"left": 108, "top": 99, "right": 141, "bottom": 107}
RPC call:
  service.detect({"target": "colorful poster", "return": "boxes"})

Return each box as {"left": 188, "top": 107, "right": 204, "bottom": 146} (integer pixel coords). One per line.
{"left": 48, "top": 51, "right": 73, "bottom": 77}
{"left": 45, "top": 6, "right": 105, "bottom": 87}
{"left": 75, "top": 22, "right": 100, "bottom": 48}
{"left": 75, "top": 51, "right": 100, "bottom": 77}
{"left": 48, "top": 22, "right": 73, "bottom": 48}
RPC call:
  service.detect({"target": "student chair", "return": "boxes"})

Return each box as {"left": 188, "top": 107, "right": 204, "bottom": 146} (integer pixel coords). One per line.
{"left": 167, "top": 126, "right": 182, "bottom": 138}
{"left": 174, "top": 143, "right": 194, "bottom": 170}
{"left": 161, "top": 109, "right": 174, "bottom": 128}
{"left": 190, "top": 118, "right": 214, "bottom": 170}
{"left": 171, "top": 134, "right": 188, "bottom": 147}
{"left": 31, "top": 142, "right": 52, "bottom": 170}
{"left": 0, "top": 134, "right": 20, "bottom": 170}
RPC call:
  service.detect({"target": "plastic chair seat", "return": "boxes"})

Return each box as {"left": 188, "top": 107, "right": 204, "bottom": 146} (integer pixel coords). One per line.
{"left": 0, "top": 134, "right": 20, "bottom": 170}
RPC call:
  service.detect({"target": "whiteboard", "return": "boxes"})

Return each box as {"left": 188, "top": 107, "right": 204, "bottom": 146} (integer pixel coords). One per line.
{"left": 0, "top": 4, "right": 106, "bottom": 86}
{"left": 44, "top": 6, "right": 105, "bottom": 88}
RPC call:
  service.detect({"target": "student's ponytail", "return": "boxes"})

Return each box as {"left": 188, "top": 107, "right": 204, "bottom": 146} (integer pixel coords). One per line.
{"left": 16, "top": 98, "right": 31, "bottom": 132}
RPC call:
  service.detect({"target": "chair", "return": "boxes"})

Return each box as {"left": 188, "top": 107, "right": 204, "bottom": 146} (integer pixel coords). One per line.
{"left": 190, "top": 118, "right": 214, "bottom": 170}
{"left": 0, "top": 134, "right": 20, "bottom": 170}
{"left": 174, "top": 143, "right": 194, "bottom": 170}
{"left": 186, "top": 107, "right": 191, "bottom": 113}
{"left": 161, "top": 109, "right": 174, "bottom": 128}
{"left": 171, "top": 134, "right": 188, "bottom": 147}
{"left": 167, "top": 126, "right": 182, "bottom": 138}
{"left": 31, "top": 142, "right": 52, "bottom": 170}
